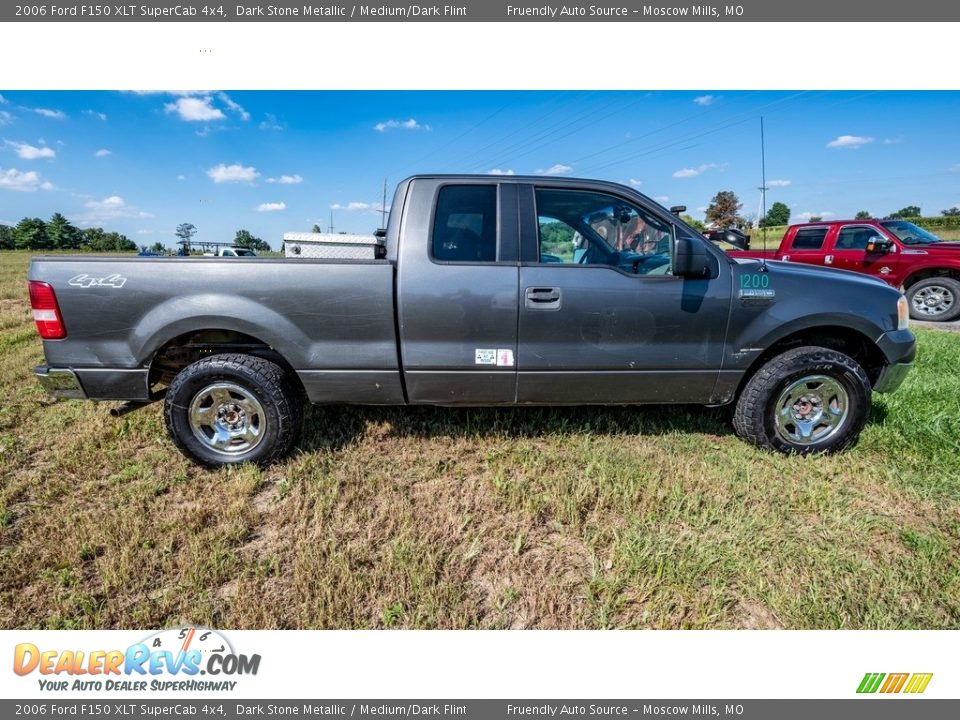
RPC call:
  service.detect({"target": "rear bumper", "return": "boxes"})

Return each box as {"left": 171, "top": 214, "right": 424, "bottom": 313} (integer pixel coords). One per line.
{"left": 35, "top": 366, "right": 86, "bottom": 399}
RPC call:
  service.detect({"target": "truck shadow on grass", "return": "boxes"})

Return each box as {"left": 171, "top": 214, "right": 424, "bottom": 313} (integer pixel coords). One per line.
{"left": 298, "top": 402, "right": 889, "bottom": 454}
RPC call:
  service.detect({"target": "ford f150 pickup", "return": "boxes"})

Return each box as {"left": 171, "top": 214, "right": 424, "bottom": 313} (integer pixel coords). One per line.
{"left": 29, "top": 175, "right": 916, "bottom": 467}
{"left": 723, "top": 219, "right": 960, "bottom": 321}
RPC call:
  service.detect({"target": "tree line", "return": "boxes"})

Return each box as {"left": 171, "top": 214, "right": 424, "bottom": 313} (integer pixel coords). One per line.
{"left": 0, "top": 213, "right": 137, "bottom": 252}
{"left": 703, "top": 191, "right": 960, "bottom": 230}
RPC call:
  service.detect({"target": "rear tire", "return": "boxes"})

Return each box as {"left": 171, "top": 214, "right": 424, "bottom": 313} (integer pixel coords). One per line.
{"left": 732, "top": 346, "right": 871, "bottom": 455}
{"left": 907, "top": 277, "right": 960, "bottom": 322}
{"left": 164, "top": 353, "right": 303, "bottom": 468}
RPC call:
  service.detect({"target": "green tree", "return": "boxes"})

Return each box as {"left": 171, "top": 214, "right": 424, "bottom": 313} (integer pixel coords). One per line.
{"left": 680, "top": 214, "right": 706, "bottom": 233}
{"left": 234, "top": 229, "right": 271, "bottom": 252}
{"left": 705, "top": 191, "right": 745, "bottom": 230}
{"left": 150, "top": 241, "right": 166, "bottom": 253}
{"left": 759, "top": 201, "right": 790, "bottom": 228}
{"left": 13, "top": 218, "right": 50, "bottom": 249}
{"left": 311, "top": 224, "right": 323, "bottom": 233}
{"left": 809, "top": 216, "right": 823, "bottom": 223}
{"left": 890, "top": 206, "right": 921, "bottom": 219}
{"left": 175, "top": 222, "right": 197, "bottom": 250}
{"left": 855, "top": 210, "right": 872, "bottom": 220}
{"left": 0, "top": 224, "right": 12, "bottom": 250}
{"left": 82, "top": 227, "right": 109, "bottom": 251}
{"left": 46, "top": 212, "right": 83, "bottom": 250}
{"left": 942, "top": 207, "right": 960, "bottom": 217}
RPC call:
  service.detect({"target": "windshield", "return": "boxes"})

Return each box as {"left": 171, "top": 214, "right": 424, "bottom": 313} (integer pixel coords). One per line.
{"left": 880, "top": 220, "right": 942, "bottom": 245}
{"left": 234, "top": 248, "right": 255, "bottom": 256}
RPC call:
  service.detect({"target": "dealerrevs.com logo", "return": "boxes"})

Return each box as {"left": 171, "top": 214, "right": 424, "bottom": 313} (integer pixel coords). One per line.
{"left": 13, "top": 627, "right": 260, "bottom": 692}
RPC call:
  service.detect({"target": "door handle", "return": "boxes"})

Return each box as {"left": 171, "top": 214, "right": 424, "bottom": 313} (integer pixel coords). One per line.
{"left": 524, "top": 286, "right": 562, "bottom": 310}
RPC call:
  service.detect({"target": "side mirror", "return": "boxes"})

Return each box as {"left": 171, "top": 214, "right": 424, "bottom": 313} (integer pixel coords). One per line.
{"left": 866, "top": 237, "right": 893, "bottom": 253}
{"left": 673, "top": 236, "right": 710, "bottom": 277}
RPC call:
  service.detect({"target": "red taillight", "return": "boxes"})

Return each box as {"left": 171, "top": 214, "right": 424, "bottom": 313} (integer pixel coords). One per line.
{"left": 28, "top": 280, "right": 66, "bottom": 339}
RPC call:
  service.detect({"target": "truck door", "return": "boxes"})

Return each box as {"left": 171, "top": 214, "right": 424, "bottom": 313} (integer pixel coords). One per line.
{"left": 830, "top": 224, "right": 904, "bottom": 286}
{"left": 515, "top": 184, "right": 732, "bottom": 404}
{"left": 780, "top": 225, "right": 831, "bottom": 267}
{"left": 396, "top": 180, "right": 519, "bottom": 404}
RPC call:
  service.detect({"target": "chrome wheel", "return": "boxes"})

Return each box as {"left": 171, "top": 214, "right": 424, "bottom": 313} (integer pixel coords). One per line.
{"left": 188, "top": 382, "right": 266, "bottom": 455}
{"left": 911, "top": 284, "right": 955, "bottom": 318}
{"left": 774, "top": 375, "right": 849, "bottom": 446}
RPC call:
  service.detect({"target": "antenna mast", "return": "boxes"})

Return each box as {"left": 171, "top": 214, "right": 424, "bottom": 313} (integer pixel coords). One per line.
{"left": 759, "top": 116, "right": 769, "bottom": 271}
{"left": 381, "top": 176, "right": 388, "bottom": 229}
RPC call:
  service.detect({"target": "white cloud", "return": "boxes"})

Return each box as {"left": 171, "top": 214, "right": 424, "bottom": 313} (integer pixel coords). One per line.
{"left": 94, "top": 149, "right": 112, "bottom": 158}
{"left": 5, "top": 141, "right": 55, "bottom": 160}
{"left": 266, "top": 174, "right": 303, "bottom": 184}
{"left": 206, "top": 162, "right": 259, "bottom": 183}
{"left": 0, "top": 111, "right": 12, "bottom": 126}
{"left": 672, "top": 162, "right": 723, "bottom": 179}
{"left": 83, "top": 109, "right": 107, "bottom": 121}
{"left": 259, "top": 113, "right": 284, "bottom": 131}
{"left": 796, "top": 211, "right": 835, "bottom": 221}
{"left": 767, "top": 179, "right": 791, "bottom": 188}
{"left": 136, "top": 229, "right": 154, "bottom": 235}
{"left": 33, "top": 108, "right": 65, "bottom": 119}
{"left": 653, "top": 195, "right": 669, "bottom": 203}
{"left": 696, "top": 206, "right": 708, "bottom": 212}
{"left": 0, "top": 167, "right": 54, "bottom": 192}
{"left": 374, "top": 118, "right": 430, "bottom": 132}
{"left": 0, "top": 94, "right": 6, "bottom": 104}
{"left": 129, "top": 90, "right": 208, "bottom": 96}
{"left": 827, "top": 135, "right": 874, "bottom": 149}
{"left": 883, "top": 136, "right": 904, "bottom": 145}
{"left": 80, "top": 195, "right": 152, "bottom": 225}
{"left": 693, "top": 95, "right": 717, "bottom": 106}
{"left": 627, "top": 178, "right": 643, "bottom": 187}
{"left": 165, "top": 96, "right": 225, "bottom": 122}
{"left": 948, "top": 164, "right": 960, "bottom": 173}
{"left": 331, "top": 201, "right": 370, "bottom": 211}
{"left": 487, "top": 168, "right": 515, "bottom": 175}
{"left": 218, "top": 92, "right": 250, "bottom": 121}
{"left": 257, "top": 202, "right": 287, "bottom": 212}
{"left": 176, "top": 175, "right": 186, "bottom": 181}
{"left": 535, "top": 163, "right": 573, "bottom": 176}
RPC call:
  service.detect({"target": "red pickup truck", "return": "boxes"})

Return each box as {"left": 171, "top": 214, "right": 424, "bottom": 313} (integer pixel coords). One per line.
{"left": 725, "top": 219, "right": 960, "bottom": 321}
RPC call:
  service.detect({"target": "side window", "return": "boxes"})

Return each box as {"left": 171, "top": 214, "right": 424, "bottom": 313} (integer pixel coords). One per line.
{"left": 534, "top": 188, "right": 673, "bottom": 275}
{"left": 790, "top": 227, "right": 828, "bottom": 250}
{"left": 835, "top": 226, "right": 877, "bottom": 251}
{"left": 431, "top": 185, "right": 497, "bottom": 263}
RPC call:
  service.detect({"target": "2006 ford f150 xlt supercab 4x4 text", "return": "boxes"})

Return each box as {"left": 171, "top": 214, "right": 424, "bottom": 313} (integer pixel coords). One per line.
{"left": 28, "top": 175, "right": 916, "bottom": 467}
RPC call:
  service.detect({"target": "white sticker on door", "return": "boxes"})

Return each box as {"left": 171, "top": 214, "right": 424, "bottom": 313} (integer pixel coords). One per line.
{"left": 475, "top": 349, "right": 497, "bottom": 365}
{"left": 496, "top": 349, "right": 515, "bottom": 367}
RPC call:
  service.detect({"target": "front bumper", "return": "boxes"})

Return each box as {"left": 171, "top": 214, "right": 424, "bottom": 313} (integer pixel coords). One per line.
{"left": 873, "top": 361, "right": 913, "bottom": 394}
{"left": 35, "top": 366, "right": 86, "bottom": 399}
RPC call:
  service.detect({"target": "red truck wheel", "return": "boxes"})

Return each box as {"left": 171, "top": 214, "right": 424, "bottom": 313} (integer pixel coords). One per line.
{"left": 164, "top": 353, "right": 304, "bottom": 468}
{"left": 906, "top": 277, "right": 960, "bottom": 322}
{"left": 732, "top": 346, "right": 871, "bottom": 455}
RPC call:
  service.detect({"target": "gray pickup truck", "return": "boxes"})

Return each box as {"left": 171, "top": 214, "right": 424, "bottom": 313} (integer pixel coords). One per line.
{"left": 29, "top": 175, "right": 916, "bottom": 467}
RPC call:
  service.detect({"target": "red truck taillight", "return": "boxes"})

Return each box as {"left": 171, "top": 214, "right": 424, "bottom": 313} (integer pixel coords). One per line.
{"left": 28, "top": 280, "right": 66, "bottom": 339}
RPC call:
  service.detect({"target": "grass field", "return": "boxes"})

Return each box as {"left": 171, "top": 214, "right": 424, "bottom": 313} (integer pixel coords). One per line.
{"left": 1, "top": 250, "right": 958, "bottom": 630}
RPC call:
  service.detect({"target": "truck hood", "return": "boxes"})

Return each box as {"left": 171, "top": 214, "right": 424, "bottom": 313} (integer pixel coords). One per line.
{"left": 901, "top": 241, "right": 960, "bottom": 255}
{"left": 732, "top": 257, "right": 893, "bottom": 290}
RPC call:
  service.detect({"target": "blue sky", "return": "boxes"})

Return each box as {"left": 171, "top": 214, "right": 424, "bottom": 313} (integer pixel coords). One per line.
{"left": 1, "top": 90, "right": 959, "bottom": 247}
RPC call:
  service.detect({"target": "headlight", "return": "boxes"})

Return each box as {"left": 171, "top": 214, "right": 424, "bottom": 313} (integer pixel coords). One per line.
{"left": 897, "top": 295, "right": 910, "bottom": 330}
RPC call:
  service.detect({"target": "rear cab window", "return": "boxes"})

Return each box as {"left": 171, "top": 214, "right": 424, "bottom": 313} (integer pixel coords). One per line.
{"left": 790, "top": 226, "right": 829, "bottom": 251}
{"left": 431, "top": 185, "right": 498, "bottom": 263}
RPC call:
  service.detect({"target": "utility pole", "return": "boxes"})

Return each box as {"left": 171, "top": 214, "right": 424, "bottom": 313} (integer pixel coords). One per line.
{"left": 381, "top": 176, "right": 388, "bottom": 229}
{"left": 328, "top": 210, "right": 334, "bottom": 234}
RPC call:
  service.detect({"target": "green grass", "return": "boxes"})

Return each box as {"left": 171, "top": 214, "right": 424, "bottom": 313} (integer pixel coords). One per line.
{"left": 0, "top": 250, "right": 958, "bottom": 629}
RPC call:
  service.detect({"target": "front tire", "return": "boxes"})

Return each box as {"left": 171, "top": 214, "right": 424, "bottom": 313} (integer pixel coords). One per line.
{"left": 732, "top": 346, "right": 871, "bottom": 455}
{"left": 907, "top": 277, "right": 960, "bottom": 322}
{"left": 164, "top": 353, "right": 303, "bottom": 468}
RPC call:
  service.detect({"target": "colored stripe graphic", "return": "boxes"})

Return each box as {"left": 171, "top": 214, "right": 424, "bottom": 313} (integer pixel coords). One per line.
{"left": 857, "top": 672, "right": 932, "bottom": 694}
{"left": 857, "top": 673, "right": 885, "bottom": 693}
{"left": 904, "top": 674, "right": 933, "bottom": 694}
